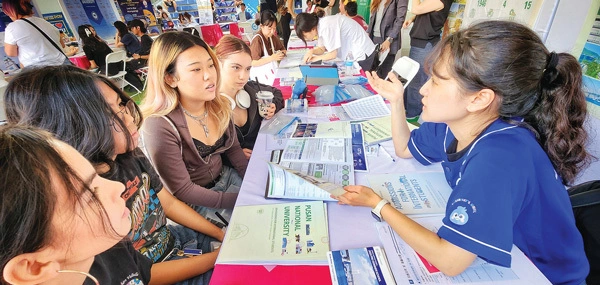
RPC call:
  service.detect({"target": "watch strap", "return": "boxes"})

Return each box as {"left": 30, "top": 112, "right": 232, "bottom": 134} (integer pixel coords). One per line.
{"left": 371, "top": 199, "right": 389, "bottom": 220}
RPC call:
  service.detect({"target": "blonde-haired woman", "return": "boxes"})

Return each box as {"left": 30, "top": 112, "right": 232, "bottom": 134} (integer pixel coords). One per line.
{"left": 141, "top": 32, "right": 247, "bottom": 217}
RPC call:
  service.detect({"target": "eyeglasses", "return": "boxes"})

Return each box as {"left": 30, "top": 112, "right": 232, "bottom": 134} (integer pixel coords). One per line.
{"left": 112, "top": 99, "right": 140, "bottom": 132}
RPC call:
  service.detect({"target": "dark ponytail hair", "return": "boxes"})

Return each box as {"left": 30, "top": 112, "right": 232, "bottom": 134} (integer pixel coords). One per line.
{"left": 294, "top": 12, "right": 320, "bottom": 45}
{"left": 426, "top": 20, "right": 588, "bottom": 185}
{"left": 255, "top": 10, "right": 277, "bottom": 27}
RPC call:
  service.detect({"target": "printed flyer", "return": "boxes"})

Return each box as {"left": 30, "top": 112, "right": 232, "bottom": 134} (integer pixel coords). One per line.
{"left": 367, "top": 172, "right": 452, "bottom": 216}
{"left": 218, "top": 201, "right": 330, "bottom": 264}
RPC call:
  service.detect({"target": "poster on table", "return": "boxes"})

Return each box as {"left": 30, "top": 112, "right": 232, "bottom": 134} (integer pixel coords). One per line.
{"left": 578, "top": 7, "right": 600, "bottom": 119}
{"left": 43, "top": 12, "right": 76, "bottom": 39}
{"left": 61, "top": 0, "right": 121, "bottom": 41}
{"left": 115, "top": 0, "right": 160, "bottom": 35}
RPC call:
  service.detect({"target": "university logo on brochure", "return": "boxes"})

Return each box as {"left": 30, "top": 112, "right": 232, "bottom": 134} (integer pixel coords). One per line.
{"left": 449, "top": 198, "right": 477, "bottom": 226}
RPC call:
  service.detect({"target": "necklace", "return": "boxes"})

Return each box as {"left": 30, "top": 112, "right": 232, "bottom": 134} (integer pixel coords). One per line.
{"left": 182, "top": 107, "right": 210, "bottom": 138}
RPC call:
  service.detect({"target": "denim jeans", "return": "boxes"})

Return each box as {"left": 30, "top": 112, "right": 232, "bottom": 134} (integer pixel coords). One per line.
{"left": 165, "top": 225, "right": 218, "bottom": 285}
{"left": 189, "top": 165, "right": 242, "bottom": 226}
{"left": 404, "top": 42, "right": 434, "bottom": 118}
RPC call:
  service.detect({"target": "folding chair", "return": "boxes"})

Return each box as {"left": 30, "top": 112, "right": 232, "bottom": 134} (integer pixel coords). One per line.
{"left": 388, "top": 56, "right": 420, "bottom": 87}
{"left": 135, "top": 66, "right": 149, "bottom": 91}
{"left": 105, "top": 50, "right": 142, "bottom": 96}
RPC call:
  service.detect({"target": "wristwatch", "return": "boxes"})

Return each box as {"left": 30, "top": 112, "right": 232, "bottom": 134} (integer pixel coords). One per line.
{"left": 386, "top": 37, "right": 394, "bottom": 43}
{"left": 371, "top": 199, "right": 390, "bottom": 222}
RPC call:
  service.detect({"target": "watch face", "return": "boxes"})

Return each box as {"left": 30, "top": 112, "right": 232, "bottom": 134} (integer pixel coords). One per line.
{"left": 371, "top": 211, "right": 382, "bottom": 222}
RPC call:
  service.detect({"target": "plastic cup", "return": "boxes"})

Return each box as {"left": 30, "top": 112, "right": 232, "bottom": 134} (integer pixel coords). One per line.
{"left": 256, "top": 91, "right": 274, "bottom": 118}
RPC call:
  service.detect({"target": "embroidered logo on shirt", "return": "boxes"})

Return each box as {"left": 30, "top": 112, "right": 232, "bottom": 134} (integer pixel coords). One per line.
{"left": 449, "top": 206, "right": 469, "bottom": 225}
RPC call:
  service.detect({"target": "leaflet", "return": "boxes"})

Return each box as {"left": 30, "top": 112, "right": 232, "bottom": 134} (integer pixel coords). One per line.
{"left": 266, "top": 162, "right": 346, "bottom": 201}
{"left": 218, "top": 201, "right": 330, "bottom": 265}
{"left": 367, "top": 172, "right": 452, "bottom": 216}
{"left": 375, "top": 217, "right": 551, "bottom": 284}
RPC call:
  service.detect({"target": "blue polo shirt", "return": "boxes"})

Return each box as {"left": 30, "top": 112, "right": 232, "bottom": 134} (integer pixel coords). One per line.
{"left": 407, "top": 119, "right": 588, "bottom": 285}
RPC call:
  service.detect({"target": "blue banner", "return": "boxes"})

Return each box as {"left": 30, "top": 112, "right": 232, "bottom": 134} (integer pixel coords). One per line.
{"left": 116, "top": 0, "right": 160, "bottom": 35}
{"left": 62, "top": 0, "right": 120, "bottom": 41}
{"left": 43, "top": 12, "right": 75, "bottom": 38}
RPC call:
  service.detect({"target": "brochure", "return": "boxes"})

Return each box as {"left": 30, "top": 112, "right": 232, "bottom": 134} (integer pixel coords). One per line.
{"left": 376, "top": 217, "right": 551, "bottom": 284}
{"left": 367, "top": 172, "right": 452, "bottom": 216}
{"left": 340, "top": 95, "right": 391, "bottom": 120}
{"left": 265, "top": 162, "right": 346, "bottom": 201}
{"left": 218, "top": 201, "right": 330, "bottom": 265}
{"left": 328, "top": 246, "right": 396, "bottom": 285}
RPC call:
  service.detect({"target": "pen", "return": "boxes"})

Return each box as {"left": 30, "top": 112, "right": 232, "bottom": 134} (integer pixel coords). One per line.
{"left": 378, "top": 144, "right": 396, "bottom": 162}
{"left": 214, "top": 211, "right": 229, "bottom": 227}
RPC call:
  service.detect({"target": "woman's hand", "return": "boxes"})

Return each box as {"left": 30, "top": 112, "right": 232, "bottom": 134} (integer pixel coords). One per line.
{"left": 271, "top": 50, "right": 285, "bottom": 62}
{"left": 264, "top": 103, "right": 277, "bottom": 119}
{"left": 403, "top": 16, "right": 415, "bottom": 29}
{"left": 302, "top": 49, "right": 314, "bottom": 64}
{"left": 335, "top": 185, "right": 383, "bottom": 208}
{"left": 380, "top": 40, "right": 391, "bottom": 52}
{"left": 366, "top": 71, "right": 405, "bottom": 104}
{"left": 242, "top": 148, "right": 252, "bottom": 160}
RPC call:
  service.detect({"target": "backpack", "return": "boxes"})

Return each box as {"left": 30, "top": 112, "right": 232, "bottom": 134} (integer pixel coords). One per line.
{"left": 569, "top": 180, "right": 600, "bottom": 285}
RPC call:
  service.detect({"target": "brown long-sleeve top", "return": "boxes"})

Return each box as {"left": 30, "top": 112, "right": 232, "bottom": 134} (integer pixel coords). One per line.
{"left": 141, "top": 104, "right": 248, "bottom": 209}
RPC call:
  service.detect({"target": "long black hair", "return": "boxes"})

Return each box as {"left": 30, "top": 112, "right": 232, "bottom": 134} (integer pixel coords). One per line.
{"left": 425, "top": 20, "right": 589, "bottom": 185}
{"left": 4, "top": 65, "right": 141, "bottom": 170}
{"left": 114, "top": 20, "right": 130, "bottom": 38}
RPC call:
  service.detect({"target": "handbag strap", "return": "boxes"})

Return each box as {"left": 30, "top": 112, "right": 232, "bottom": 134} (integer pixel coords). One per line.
{"left": 20, "top": 18, "right": 70, "bottom": 61}
{"left": 570, "top": 181, "right": 600, "bottom": 208}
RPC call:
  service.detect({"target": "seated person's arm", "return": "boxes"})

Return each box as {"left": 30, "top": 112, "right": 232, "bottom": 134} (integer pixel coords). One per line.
{"left": 158, "top": 190, "right": 225, "bottom": 241}
{"left": 88, "top": 59, "right": 99, "bottom": 70}
{"left": 310, "top": 48, "right": 337, "bottom": 62}
{"left": 150, "top": 251, "right": 220, "bottom": 285}
{"left": 4, "top": 44, "right": 18, "bottom": 57}
{"left": 141, "top": 117, "right": 238, "bottom": 209}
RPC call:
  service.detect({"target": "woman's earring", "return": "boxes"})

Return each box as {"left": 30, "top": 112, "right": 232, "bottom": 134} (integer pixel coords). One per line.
{"left": 57, "top": 270, "right": 99, "bottom": 285}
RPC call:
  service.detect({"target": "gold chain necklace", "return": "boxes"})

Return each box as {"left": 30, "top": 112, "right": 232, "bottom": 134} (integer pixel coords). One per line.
{"left": 182, "top": 107, "right": 209, "bottom": 138}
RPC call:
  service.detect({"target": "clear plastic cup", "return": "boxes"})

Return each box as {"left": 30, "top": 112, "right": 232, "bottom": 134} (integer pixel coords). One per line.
{"left": 256, "top": 91, "right": 274, "bottom": 118}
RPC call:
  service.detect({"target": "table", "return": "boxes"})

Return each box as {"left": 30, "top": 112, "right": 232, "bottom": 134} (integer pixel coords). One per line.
{"left": 69, "top": 53, "right": 91, "bottom": 70}
{"left": 210, "top": 118, "right": 436, "bottom": 284}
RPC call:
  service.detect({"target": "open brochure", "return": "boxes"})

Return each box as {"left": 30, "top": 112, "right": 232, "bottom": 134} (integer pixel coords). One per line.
{"left": 359, "top": 116, "right": 419, "bottom": 146}
{"left": 218, "top": 201, "right": 330, "bottom": 265}
{"left": 328, "top": 246, "right": 396, "bottom": 285}
{"left": 376, "top": 217, "right": 551, "bottom": 284}
{"left": 340, "top": 95, "right": 391, "bottom": 120}
{"left": 265, "top": 162, "right": 346, "bottom": 201}
{"left": 367, "top": 172, "right": 452, "bottom": 216}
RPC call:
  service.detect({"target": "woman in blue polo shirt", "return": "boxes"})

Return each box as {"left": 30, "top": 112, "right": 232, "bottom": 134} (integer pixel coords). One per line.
{"left": 335, "top": 20, "right": 589, "bottom": 285}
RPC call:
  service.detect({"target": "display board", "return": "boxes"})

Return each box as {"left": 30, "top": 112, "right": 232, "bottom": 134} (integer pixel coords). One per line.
{"left": 61, "top": 0, "right": 121, "bottom": 40}
{"left": 43, "top": 12, "right": 75, "bottom": 38}
{"left": 443, "top": 0, "right": 544, "bottom": 37}
{"left": 116, "top": 0, "right": 160, "bottom": 35}
{"left": 579, "top": 7, "right": 600, "bottom": 119}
